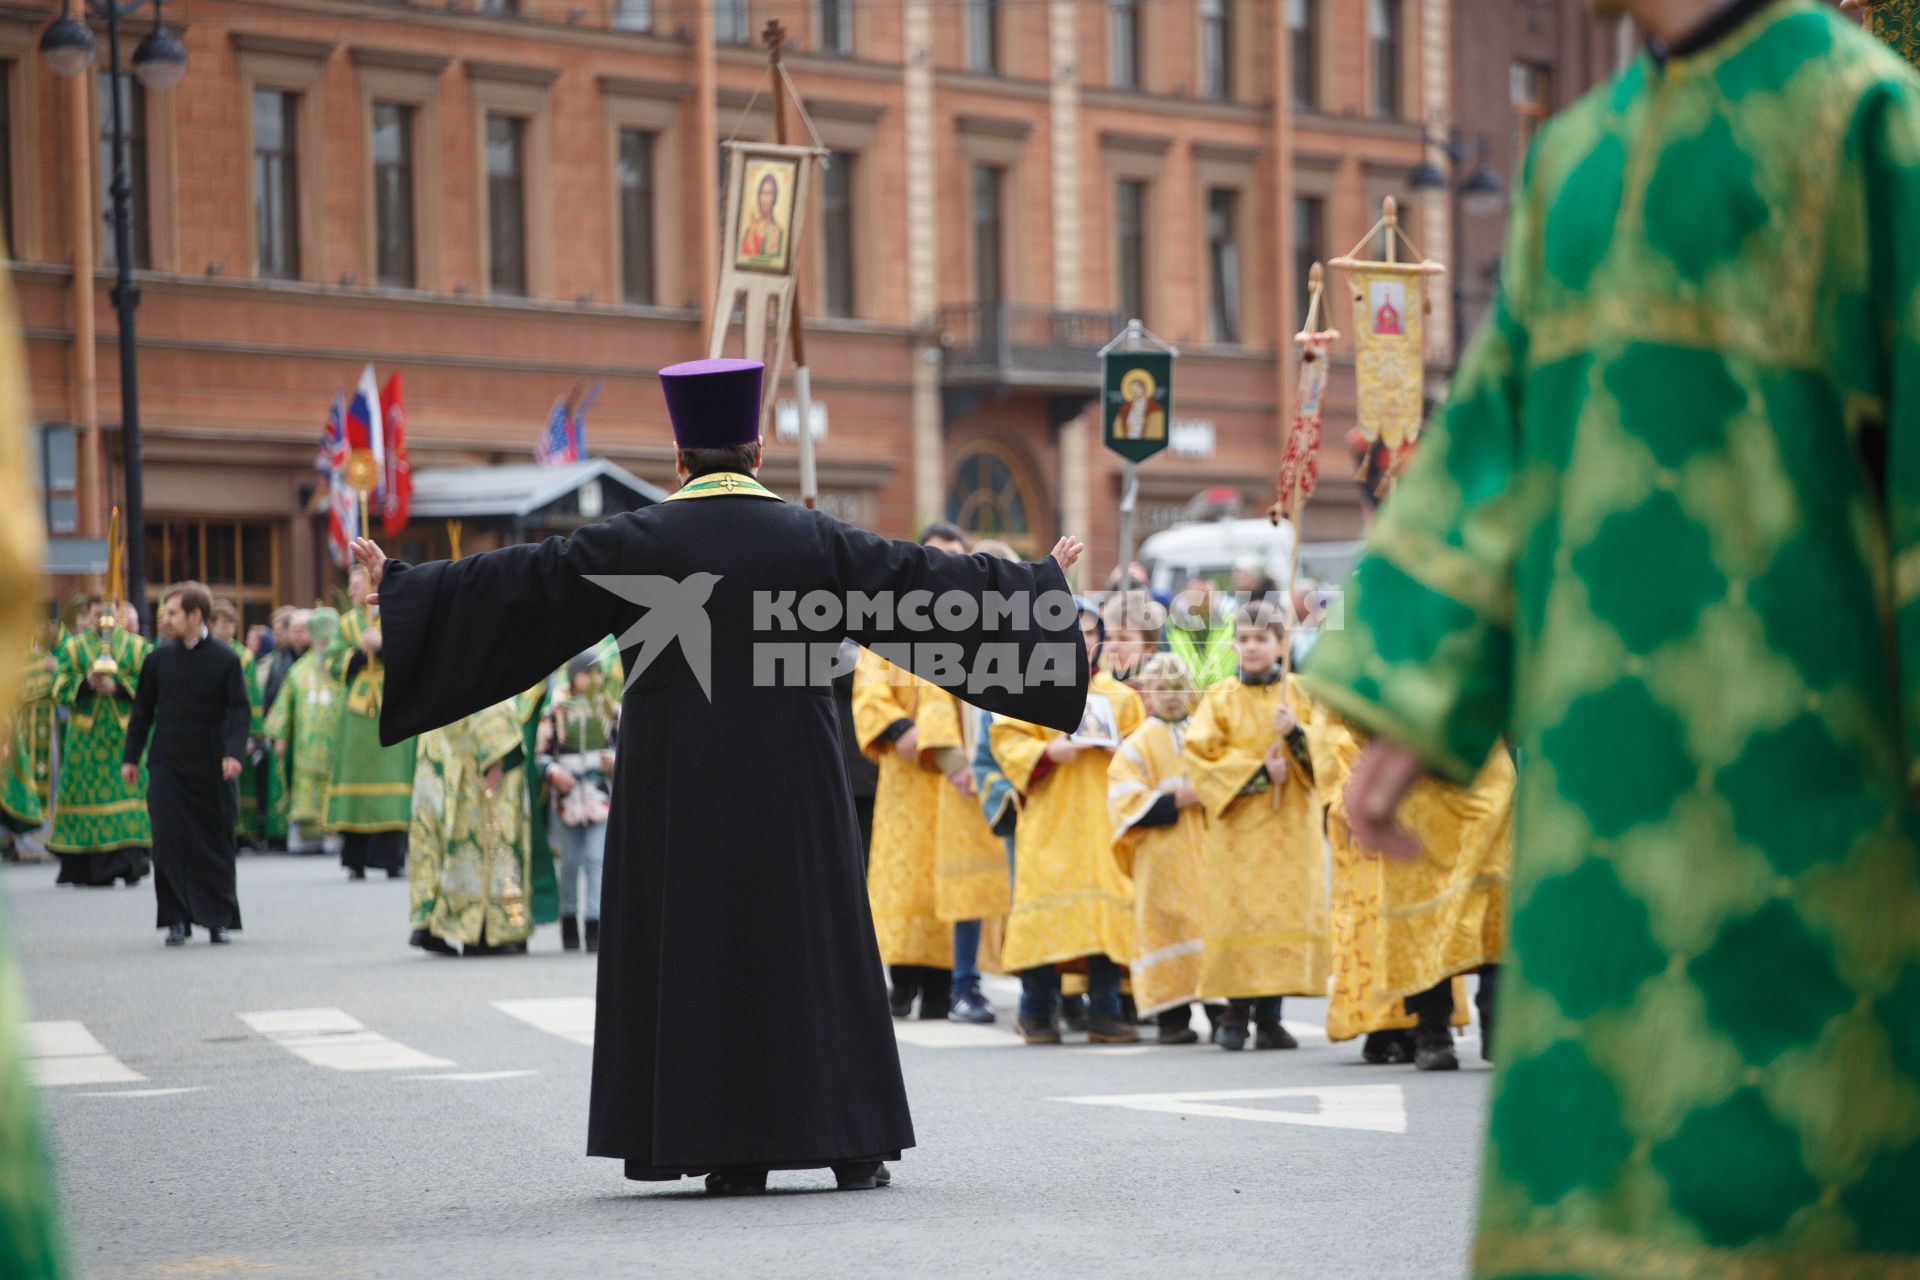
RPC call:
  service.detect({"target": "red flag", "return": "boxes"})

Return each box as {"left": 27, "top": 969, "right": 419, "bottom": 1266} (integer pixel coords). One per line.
{"left": 380, "top": 372, "right": 411, "bottom": 535}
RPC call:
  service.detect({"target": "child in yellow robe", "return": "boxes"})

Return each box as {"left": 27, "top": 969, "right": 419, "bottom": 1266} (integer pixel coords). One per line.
{"left": 1109, "top": 652, "right": 1211, "bottom": 1045}
{"left": 852, "top": 649, "right": 953, "bottom": 1020}
{"left": 991, "top": 602, "right": 1143, "bottom": 1044}
{"left": 1184, "top": 599, "right": 1330, "bottom": 1050}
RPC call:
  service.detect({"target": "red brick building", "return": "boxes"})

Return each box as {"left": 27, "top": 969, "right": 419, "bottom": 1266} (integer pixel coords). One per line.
{"left": 7, "top": 0, "right": 1476, "bottom": 618}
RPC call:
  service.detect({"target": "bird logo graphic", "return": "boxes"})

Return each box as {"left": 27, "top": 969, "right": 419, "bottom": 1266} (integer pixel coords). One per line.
{"left": 582, "top": 573, "right": 723, "bottom": 700}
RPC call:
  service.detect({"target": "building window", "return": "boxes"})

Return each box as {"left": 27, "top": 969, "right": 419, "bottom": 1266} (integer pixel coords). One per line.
{"left": 1110, "top": 0, "right": 1140, "bottom": 90}
{"left": 145, "top": 521, "right": 281, "bottom": 632}
{"left": 1200, "top": 0, "right": 1232, "bottom": 101}
{"left": 946, "top": 444, "right": 1036, "bottom": 556}
{"left": 822, "top": 151, "right": 855, "bottom": 317}
{"left": 1293, "top": 194, "right": 1324, "bottom": 329}
{"left": 966, "top": 0, "right": 999, "bottom": 74}
{"left": 98, "top": 71, "right": 149, "bottom": 270}
{"left": 34, "top": 426, "right": 78, "bottom": 537}
{"left": 371, "top": 102, "right": 415, "bottom": 288}
{"left": 1369, "top": 0, "right": 1402, "bottom": 118}
{"left": 1206, "top": 188, "right": 1240, "bottom": 344}
{"left": 486, "top": 113, "right": 527, "bottom": 296}
{"left": 1115, "top": 178, "right": 1147, "bottom": 322}
{"left": 613, "top": 0, "right": 652, "bottom": 31}
{"left": 972, "top": 163, "right": 1004, "bottom": 306}
{"left": 618, "top": 128, "right": 655, "bottom": 304}
{"left": 715, "top": 0, "right": 751, "bottom": 44}
{"left": 818, "top": 0, "right": 852, "bottom": 54}
{"left": 1288, "top": 0, "right": 1317, "bottom": 111}
{"left": 253, "top": 88, "right": 300, "bottom": 280}
{"left": 1512, "top": 61, "right": 1550, "bottom": 157}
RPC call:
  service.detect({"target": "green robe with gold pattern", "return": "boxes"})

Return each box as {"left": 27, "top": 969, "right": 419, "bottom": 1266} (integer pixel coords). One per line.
{"left": 47, "top": 628, "right": 150, "bottom": 854}
{"left": 323, "top": 606, "right": 415, "bottom": 833}
{"left": 1302, "top": 6, "right": 1920, "bottom": 1275}
{"left": 0, "top": 651, "right": 55, "bottom": 833}
{"left": 409, "top": 698, "right": 534, "bottom": 947}
{"left": 264, "top": 649, "right": 342, "bottom": 827}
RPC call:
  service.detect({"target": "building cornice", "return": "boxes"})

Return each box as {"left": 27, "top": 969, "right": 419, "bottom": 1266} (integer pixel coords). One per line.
{"left": 230, "top": 32, "right": 338, "bottom": 61}
{"left": 596, "top": 74, "right": 689, "bottom": 101}
{"left": 349, "top": 46, "right": 453, "bottom": 74}
{"left": 1080, "top": 87, "right": 1265, "bottom": 124}
{"left": 465, "top": 59, "right": 561, "bottom": 87}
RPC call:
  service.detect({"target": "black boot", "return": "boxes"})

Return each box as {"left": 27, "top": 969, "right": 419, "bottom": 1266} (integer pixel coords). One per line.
{"left": 1409, "top": 981, "right": 1459, "bottom": 1071}
{"left": 1361, "top": 1030, "right": 1416, "bottom": 1064}
{"left": 409, "top": 928, "right": 458, "bottom": 956}
{"left": 888, "top": 966, "right": 919, "bottom": 1018}
{"left": 1253, "top": 997, "right": 1296, "bottom": 1049}
{"left": 584, "top": 920, "right": 600, "bottom": 953}
{"left": 703, "top": 1169, "right": 769, "bottom": 1196}
{"left": 917, "top": 968, "right": 952, "bottom": 1020}
{"left": 561, "top": 915, "right": 580, "bottom": 952}
{"left": 1061, "top": 994, "right": 1090, "bottom": 1034}
{"left": 833, "top": 1161, "right": 891, "bottom": 1190}
{"left": 1156, "top": 1007, "right": 1199, "bottom": 1046}
{"left": 1217, "top": 1002, "right": 1250, "bottom": 1051}
{"left": 165, "top": 921, "right": 188, "bottom": 947}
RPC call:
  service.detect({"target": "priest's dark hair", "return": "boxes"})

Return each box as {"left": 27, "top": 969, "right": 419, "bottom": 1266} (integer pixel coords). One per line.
{"left": 163, "top": 581, "right": 214, "bottom": 625}
{"left": 677, "top": 440, "right": 763, "bottom": 479}
{"left": 918, "top": 521, "right": 966, "bottom": 546}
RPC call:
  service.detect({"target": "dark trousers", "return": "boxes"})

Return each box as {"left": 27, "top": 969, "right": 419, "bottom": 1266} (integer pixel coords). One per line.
{"left": 341, "top": 830, "right": 407, "bottom": 874}
{"left": 1406, "top": 966, "right": 1501, "bottom": 1038}
{"left": 1018, "top": 956, "right": 1124, "bottom": 1023}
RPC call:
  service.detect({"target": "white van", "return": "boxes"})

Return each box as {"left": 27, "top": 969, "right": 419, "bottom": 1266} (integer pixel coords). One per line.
{"left": 1139, "top": 518, "right": 1296, "bottom": 599}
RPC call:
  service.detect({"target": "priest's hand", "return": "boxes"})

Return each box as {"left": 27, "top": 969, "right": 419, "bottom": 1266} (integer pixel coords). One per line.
{"left": 483, "top": 764, "right": 504, "bottom": 793}
{"left": 221, "top": 757, "right": 242, "bottom": 782}
{"left": 893, "top": 726, "right": 920, "bottom": 761}
{"left": 1345, "top": 739, "right": 1425, "bottom": 862}
{"left": 349, "top": 537, "right": 386, "bottom": 604}
{"left": 274, "top": 741, "right": 287, "bottom": 759}
{"left": 361, "top": 628, "right": 383, "bottom": 654}
{"left": 1273, "top": 704, "right": 1298, "bottom": 737}
{"left": 120, "top": 763, "right": 138, "bottom": 788}
{"left": 1263, "top": 746, "right": 1291, "bottom": 785}
{"left": 1049, "top": 536, "right": 1085, "bottom": 575}
{"left": 88, "top": 673, "right": 116, "bottom": 696}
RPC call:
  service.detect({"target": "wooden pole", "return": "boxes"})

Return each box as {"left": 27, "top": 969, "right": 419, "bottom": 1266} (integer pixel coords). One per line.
{"left": 765, "top": 21, "right": 818, "bottom": 509}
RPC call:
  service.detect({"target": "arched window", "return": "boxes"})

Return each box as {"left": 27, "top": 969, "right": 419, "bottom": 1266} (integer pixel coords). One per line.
{"left": 945, "top": 442, "right": 1039, "bottom": 556}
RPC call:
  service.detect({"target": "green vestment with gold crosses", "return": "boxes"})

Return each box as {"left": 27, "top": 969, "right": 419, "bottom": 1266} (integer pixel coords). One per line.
{"left": 323, "top": 605, "right": 416, "bottom": 833}
{"left": 47, "top": 628, "right": 150, "bottom": 854}
{"left": 409, "top": 698, "right": 534, "bottom": 946}
{"left": 1302, "top": 5, "right": 1920, "bottom": 1276}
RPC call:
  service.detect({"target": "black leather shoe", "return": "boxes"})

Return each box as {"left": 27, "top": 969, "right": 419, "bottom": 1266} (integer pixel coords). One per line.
{"left": 1157, "top": 1025, "right": 1199, "bottom": 1046}
{"left": 584, "top": 920, "right": 600, "bottom": 953}
{"left": 1362, "top": 1030, "right": 1415, "bottom": 1064}
{"left": 1254, "top": 1022, "right": 1298, "bottom": 1050}
{"left": 408, "top": 929, "right": 458, "bottom": 956}
{"left": 1088, "top": 1014, "right": 1141, "bottom": 1044}
{"left": 949, "top": 983, "right": 995, "bottom": 1025}
{"left": 1014, "top": 1014, "right": 1062, "bottom": 1045}
{"left": 386, "top": 867, "right": 404, "bottom": 879}
{"left": 208, "top": 927, "right": 230, "bottom": 945}
{"left": 164, "top": 922, "right": 187, "bottom": 947}
{"left": 1216, "top": 1013, "right": 1249, "bottom": 1052}
{"left": 560, "top": 916, "right": 580, "bottom": 951}
{"left": 703, "top": 1169, "right": 769, "bottom": 1196}
{"left": 348, "top": 867, "right": 367, "bottom": 881}
{"left": 833, "top": 1162, "right": 891, "bottom": 1190}
{"left": 888, "top": 985, "right": 916, "bottom": 1018}
{"left": 1414, "top": 1028, "right": 1460, "bottom": 1072}
{"left": 1060, "top": 995, "right": 1090, "bottom": 1033}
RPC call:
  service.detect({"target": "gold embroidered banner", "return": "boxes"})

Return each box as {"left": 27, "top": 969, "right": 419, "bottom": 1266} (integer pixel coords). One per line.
{"left": 1331, "top": 199, "right": 1444, "bottom": 493}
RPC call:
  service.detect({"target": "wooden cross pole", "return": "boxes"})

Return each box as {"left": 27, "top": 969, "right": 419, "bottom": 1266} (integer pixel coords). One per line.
{"left": 764, "top": 19, "right": 818, "bottom": 509}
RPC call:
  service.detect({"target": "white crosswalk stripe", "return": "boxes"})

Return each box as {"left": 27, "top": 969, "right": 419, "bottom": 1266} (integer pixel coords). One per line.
{"left": 21, "top": 1021, "right": 145, "bottom": 1087}
{"left": 238, "top": 1008, "right": 454, "bottom": 1072}
{"left": 493, "top": 997, "right": 596, "bottom": 1047}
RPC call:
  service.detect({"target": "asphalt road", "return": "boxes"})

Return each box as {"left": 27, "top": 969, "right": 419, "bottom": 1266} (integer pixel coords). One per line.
{"left": 8, "top": 856, "right": 1491, "bottom": 1280}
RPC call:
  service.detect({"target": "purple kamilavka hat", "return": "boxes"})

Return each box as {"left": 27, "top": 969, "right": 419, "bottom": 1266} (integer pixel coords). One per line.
{"left": 659, "top": 358, "right": 764, "bottom": 448}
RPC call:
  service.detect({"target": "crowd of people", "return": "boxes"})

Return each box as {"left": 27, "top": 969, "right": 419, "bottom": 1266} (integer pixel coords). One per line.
{"left": 850, "top": 522, "right": 1513, "bottom": 1069}
{"left": 0, "top": 563, "right": 621, "bottom": 958}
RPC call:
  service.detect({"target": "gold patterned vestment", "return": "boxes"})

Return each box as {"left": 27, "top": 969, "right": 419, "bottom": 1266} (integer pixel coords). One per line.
{"left": 1108, "top": 714, "right": 1206, "bottom": 1017}
{"left": 851, "top": 651, "right": 951, "bottom": 968}
{"left": 409, "top": 699, "right": 534, "bottom": 947}
{"left": 1183, "top": 674, "right": 1330, "bottom": 1000}
{"left": 990, "top": 671, "right": 1142, "bottom": 973}
{"left": 914, "top": 683, "right": 1013, "bottom": 925}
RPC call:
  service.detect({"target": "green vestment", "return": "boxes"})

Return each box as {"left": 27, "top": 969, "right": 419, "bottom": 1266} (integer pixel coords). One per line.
{"left": 409, "top": 699, "right": 534, "bottom": 946}
{"left": 46, "top": 628, "right": 150, "bottom": 855}
{"left": 323, "top": 606, "right": 415, "bottom": 833}
{"left": 517, "top": 684, "right": 559, "bottom": 927}
{"left": 264, "top": 650, "right": 341, "bottom": 827}
{"left": 0, "top": 888, "right": 65, "bottom": 1279}
{"left": 0, "top": 652, "right": 54, "bottom": 833}
{"left": 1303, "top": 6, "right": 1920, "bottom": 1275}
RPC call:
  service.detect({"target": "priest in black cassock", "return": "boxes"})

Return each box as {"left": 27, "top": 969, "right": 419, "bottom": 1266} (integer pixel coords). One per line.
{"left": 356, "top": 357, "right": 1088, "bottom": 1195}
{"left": 122, "top": 581, "right": 251, "bottom": 946}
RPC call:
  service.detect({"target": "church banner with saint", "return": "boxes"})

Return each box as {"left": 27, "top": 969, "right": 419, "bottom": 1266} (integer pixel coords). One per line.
{"left": 1102, "top": 351, "right": 1174, "bottom": 463}
{"left": 1331, "top": 198, "right": 1443, "bottom": 492}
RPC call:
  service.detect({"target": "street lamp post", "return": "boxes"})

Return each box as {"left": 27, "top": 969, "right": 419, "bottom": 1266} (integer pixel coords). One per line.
{"left": 39, "top": 0, "right": 186, "bottom": 632}
{"left": 1407, "top": 130, "right": 1506, "bottom": 369}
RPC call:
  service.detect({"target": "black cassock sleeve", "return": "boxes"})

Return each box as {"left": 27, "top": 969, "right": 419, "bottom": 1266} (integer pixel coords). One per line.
{"left": 826, "top": 520, "right": 1088, "bottom": 734}
{"left": 376, "top": 520, "right": 624, "bottom": 746}
{"left": 222, "top": 653, "right": 251, "bottom": 761}
{"left": 122, "top": 655, "right": 158, "bottom": 768}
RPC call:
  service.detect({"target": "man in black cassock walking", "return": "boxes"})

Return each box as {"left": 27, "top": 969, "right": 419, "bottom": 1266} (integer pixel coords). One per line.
{"left": 354, "top": 357, "right": 1088, "bottom": 1195}
{"left": 122, "top": 581, "right": 251, "bottom": 946}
